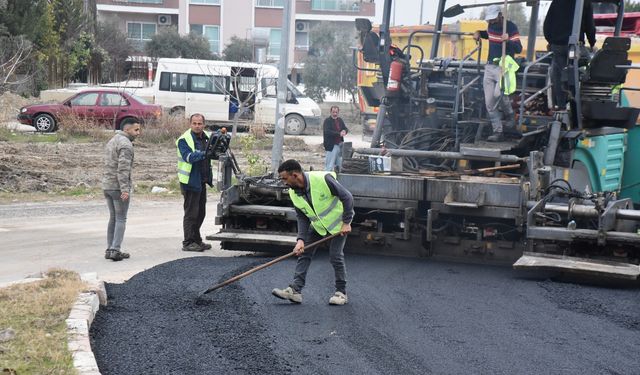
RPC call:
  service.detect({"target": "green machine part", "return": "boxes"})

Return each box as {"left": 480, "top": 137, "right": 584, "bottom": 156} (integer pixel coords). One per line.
{"left": 573, "top": 132, "right": 626, "bottom": 193}
{"left": 621, "top": 125, "right": 640, "bottom": 205}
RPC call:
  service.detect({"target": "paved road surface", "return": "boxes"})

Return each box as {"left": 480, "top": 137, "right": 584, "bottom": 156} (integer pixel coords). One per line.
{"left": 0, "top": 198, "right": 234, "bottom": 285}
{"left": 91, "top": 255, "right": 640, "bottom": 374}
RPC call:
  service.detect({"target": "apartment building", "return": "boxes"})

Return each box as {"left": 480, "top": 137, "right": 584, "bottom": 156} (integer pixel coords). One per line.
{"left": 95, "top": 0, "right": 375, "bottom": 73}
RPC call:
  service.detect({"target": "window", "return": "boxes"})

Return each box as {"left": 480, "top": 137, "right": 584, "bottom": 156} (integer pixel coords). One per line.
{"left": 127, "top": 22, "right": 156, "bottom": 41}
{"left": 190, "top": 0, "right": 220, "bottom": 4}
{"left": 269, "top": 29, "right": 281, "bottom": 57}
{"left": 159, "top": 72, "right": 188, "bottom": 92}
{"left": 190, "top": 24, "right": 220, "bottom": 54}
{"left": 261, "top": 78, "right": 277, "bottom": 97}
{"left": 295, "top": 31, "right": 309, "bottom": 50}
{"left": 100, "top": 93, "right": 129, "bottom": 106}
{"left": 189, "top": 75, "right": 227, "bottom": 94}
{"left": 70, "top": 93, "right": 99, "bottom": 106}
{"left": 256, "top": 0, "right": 284, "bottom": 7}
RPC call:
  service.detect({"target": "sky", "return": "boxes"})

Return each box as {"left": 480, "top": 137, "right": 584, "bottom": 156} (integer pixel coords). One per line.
{"left": 373, "top": 0, "right": 554, "bottom": 26}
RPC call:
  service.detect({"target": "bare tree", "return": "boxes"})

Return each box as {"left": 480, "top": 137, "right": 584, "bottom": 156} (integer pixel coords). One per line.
{"left": 196, "top": 62, "right": 268, "bottom": 138}
{"left": 0, "top": 35, "right": 33, "bottom": 93}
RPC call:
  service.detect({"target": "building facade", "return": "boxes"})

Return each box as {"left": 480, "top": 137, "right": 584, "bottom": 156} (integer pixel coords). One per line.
{"left": 96, "top": 0, "right": 375, "bottom": 74}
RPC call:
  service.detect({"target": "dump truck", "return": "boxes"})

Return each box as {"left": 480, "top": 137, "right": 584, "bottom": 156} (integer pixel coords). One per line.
{"left": 209, "top": 0, "right": 640, "bottom": 280}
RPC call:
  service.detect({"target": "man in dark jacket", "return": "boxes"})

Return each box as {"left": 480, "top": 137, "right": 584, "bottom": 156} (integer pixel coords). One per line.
{"left": 544, "top": 0, "right": 596, "bottom": 109}
{"left": 474, "top": 5, "right": 522, "bottom": 142}
{"left": 322, "top": 106, "right": 348, "bottom": 172}
{"left": 176, "top": 113, "right": 213, "bottom": 252}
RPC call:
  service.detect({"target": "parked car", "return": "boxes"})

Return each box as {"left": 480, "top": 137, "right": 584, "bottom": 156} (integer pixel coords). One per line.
{"left": 17, "top": 89, "right": 163, "bottom": 132}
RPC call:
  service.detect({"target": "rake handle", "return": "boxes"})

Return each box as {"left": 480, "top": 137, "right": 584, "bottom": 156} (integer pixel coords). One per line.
{"left": 202, "top": 233, "right": 341, "bottom": 294}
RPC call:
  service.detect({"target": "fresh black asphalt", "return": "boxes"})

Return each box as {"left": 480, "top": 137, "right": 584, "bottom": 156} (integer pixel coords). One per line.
{"left": 90, "top": 254, "right": 640, "bottom": 374}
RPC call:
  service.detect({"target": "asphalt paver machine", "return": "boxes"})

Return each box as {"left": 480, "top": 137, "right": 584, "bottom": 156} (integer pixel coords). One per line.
{"left": 209, "top": 0, "right": 640, "bottom": 280}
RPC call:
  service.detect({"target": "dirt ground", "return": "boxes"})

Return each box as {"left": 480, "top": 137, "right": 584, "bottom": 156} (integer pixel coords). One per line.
{"left": 0, "top": 90, "right": 360, "bottom": 196}
{"left": 0, "top": 136, "right": 329, "bottom": 195}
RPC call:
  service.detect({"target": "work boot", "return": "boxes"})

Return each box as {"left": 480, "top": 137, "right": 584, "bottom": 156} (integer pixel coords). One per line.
{"left": 329, "top": 291, "right": 348, "bottom": 305}
{"left": 182, "top": 242, "right": 205, "bottom": 252}
{"left": 487, "top": 132, "right": 504, "bottom": 142}
{"left": 198, "top": 242, "right": 212, "bottom": 250}
{"left": 105, "top": 249, "right": 128, "bottom": 261}
{"left": 272, "top": 286, "right": 302, "bottom": 304}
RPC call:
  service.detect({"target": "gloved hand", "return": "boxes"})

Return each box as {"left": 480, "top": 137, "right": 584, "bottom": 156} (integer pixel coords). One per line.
{"left": 191, "top": 150, "right": 206, "bottom": 162}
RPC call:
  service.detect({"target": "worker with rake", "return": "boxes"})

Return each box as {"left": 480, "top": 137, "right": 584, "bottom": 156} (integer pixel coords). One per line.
{"left": 272, "top": 159, "right": 354, "bottom": 305}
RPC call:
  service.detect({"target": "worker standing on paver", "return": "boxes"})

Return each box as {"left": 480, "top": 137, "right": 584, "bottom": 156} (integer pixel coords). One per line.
{"left": 272, "top": 159, "right": 354, "bottom": 305}
{"left": 474, "top": 4, "right": 522, "bottom": 142}
{"left": 102, "top": 120, "right": 141, "bottom": 261}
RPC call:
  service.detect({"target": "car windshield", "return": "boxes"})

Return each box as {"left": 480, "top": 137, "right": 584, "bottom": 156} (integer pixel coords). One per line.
{"left": 287, "top": 81, "right": 305, "bottom": 97}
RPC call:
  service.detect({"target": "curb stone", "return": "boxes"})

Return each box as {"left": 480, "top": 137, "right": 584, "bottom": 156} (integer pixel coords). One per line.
{"left": 66, "top": 272, "right": 108, "bottom": 375}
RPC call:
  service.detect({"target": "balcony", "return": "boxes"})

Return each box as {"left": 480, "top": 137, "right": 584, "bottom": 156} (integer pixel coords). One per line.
{"left": 311, "top": 0, "right": 363, "bottom": 12}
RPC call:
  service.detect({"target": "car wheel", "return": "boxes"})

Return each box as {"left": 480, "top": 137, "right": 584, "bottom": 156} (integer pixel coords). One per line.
{"left": 33, "top": 113, "right": 57, "bottom": 132}
{"left": 285, "top": 114, "right": 305, "bottom": 135}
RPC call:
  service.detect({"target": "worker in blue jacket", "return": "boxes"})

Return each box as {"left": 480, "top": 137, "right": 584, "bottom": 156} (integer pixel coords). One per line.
{"left": 176, "top": 113, "right": 213, "bottom": 252}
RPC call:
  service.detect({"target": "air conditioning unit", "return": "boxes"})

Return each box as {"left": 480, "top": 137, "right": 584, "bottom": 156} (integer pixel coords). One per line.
{"left": 295, "top": 21, "right": 309, "bottom": 33}
{"left": 157, "top": 14, "right": 172, "bottom": 26}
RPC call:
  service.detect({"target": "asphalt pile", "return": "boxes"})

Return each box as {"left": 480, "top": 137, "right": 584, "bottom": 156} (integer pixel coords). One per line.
{"left": 90, "top": 257, "right": 294, "bottom": 374}
{"left": 91, "top": 254, "right": 640, "bottom": 374}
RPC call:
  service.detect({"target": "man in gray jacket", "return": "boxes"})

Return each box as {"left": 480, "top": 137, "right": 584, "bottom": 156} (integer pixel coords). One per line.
{"left": 102, "top": 121, "right": 141, "bottom": 261}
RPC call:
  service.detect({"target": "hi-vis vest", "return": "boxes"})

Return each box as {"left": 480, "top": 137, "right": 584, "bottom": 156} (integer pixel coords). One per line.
{"left": 176, "top": 129, "right": 211, "bottom": 184}
{"left": 289, "top": 171, "right": 344, "bottom": 236}
{"left": 494, "top": 55, "right": 520, "bottom": 95}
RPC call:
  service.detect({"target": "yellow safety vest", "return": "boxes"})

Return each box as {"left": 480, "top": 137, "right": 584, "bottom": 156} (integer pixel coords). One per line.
{"left": 288, "top": 171, "right": 344, "bottom": 236}
{"left": 495, "top": 55, "right": 520, "bottom": 95}
{"left": 176, "top": 129, "right": 211, "bottom": 184}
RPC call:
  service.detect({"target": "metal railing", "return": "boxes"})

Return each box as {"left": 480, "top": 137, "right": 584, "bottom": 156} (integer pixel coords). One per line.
{"left": 517, "top": 51, "right": 553, "bottom": 128}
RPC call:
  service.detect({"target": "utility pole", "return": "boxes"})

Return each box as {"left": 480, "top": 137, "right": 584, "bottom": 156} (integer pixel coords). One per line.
{"left": 419, "top": 0, "right": 424, "bottom": 24}
{"left": 270, "top": 0, "right": 292, "bottom": 173}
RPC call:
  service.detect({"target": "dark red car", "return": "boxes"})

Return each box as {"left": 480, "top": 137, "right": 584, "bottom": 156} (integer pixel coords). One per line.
{"left": 17, "top": 89, "right": 162, "bottom": 132}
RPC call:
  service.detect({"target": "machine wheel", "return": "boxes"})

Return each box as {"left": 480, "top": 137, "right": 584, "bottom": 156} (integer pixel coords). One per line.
{"left": 285, "top": 114, "right": 306, "bottom": 135}
{"left": 33, "top": 113, "right": 57, "bottom": 132}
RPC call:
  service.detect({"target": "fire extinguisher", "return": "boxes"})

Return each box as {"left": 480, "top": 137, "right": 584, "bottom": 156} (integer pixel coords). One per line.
{"left": 387, "top": 60, "right": 403, "bottom": 94}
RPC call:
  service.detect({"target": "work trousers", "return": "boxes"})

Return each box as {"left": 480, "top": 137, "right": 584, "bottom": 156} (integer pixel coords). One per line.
{"left": 182, "top": 184, "right": 207, "bottom": 246}
{"left": 104, "top": 190, "right": 130, "bottom": 251}
{"left": 548, "top": 44, "right": 570, "bottom": 109}
{"left": 483, "top": 64, "right": 515, "bottom": 133}
{"left": 325, "top": 143, "right": 343, "bottom": 172}
{"left": 291, "top": 231, "right": 347, "bottom": 294}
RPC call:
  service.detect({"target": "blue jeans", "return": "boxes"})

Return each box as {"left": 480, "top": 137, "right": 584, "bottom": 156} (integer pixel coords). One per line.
{"left": 325, "top": 144, "right": 343, "bottom": 172}
{"left": 104, "top": 190, "right": 130, "bottom": 251}
{"left": 291, "top": 232, "right": 347, "bottom": 294}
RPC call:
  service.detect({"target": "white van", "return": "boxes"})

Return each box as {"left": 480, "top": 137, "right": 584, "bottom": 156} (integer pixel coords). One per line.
{"left": 152, "top": 58, "right": 321, "bottom": 134}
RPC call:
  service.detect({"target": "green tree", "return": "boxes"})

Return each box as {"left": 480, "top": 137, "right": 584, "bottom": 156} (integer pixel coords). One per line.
{"left": 223, "top": 36, "right": 253, "bottom": 62}
{"left": 51, "top": 0, "right": 91, "bottom": 84}
{"left": 146, "top": 29, "right": 213, "bottom": 59}
{"left": 95, "top": 21, "right": 132, "bottom": 83}
{"left": 0, "top": 0, "right": 54, "bottom": 93}
{"left": 303, "top": 22, "right": 357, "bottom": 104}
{"left": 624, "top": 1, "right": 640, "bottom": 12}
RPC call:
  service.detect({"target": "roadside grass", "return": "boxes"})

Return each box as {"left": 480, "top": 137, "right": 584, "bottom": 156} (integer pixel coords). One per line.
{"left": 0, "top": 269, "right": 87, "bottom": 374}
